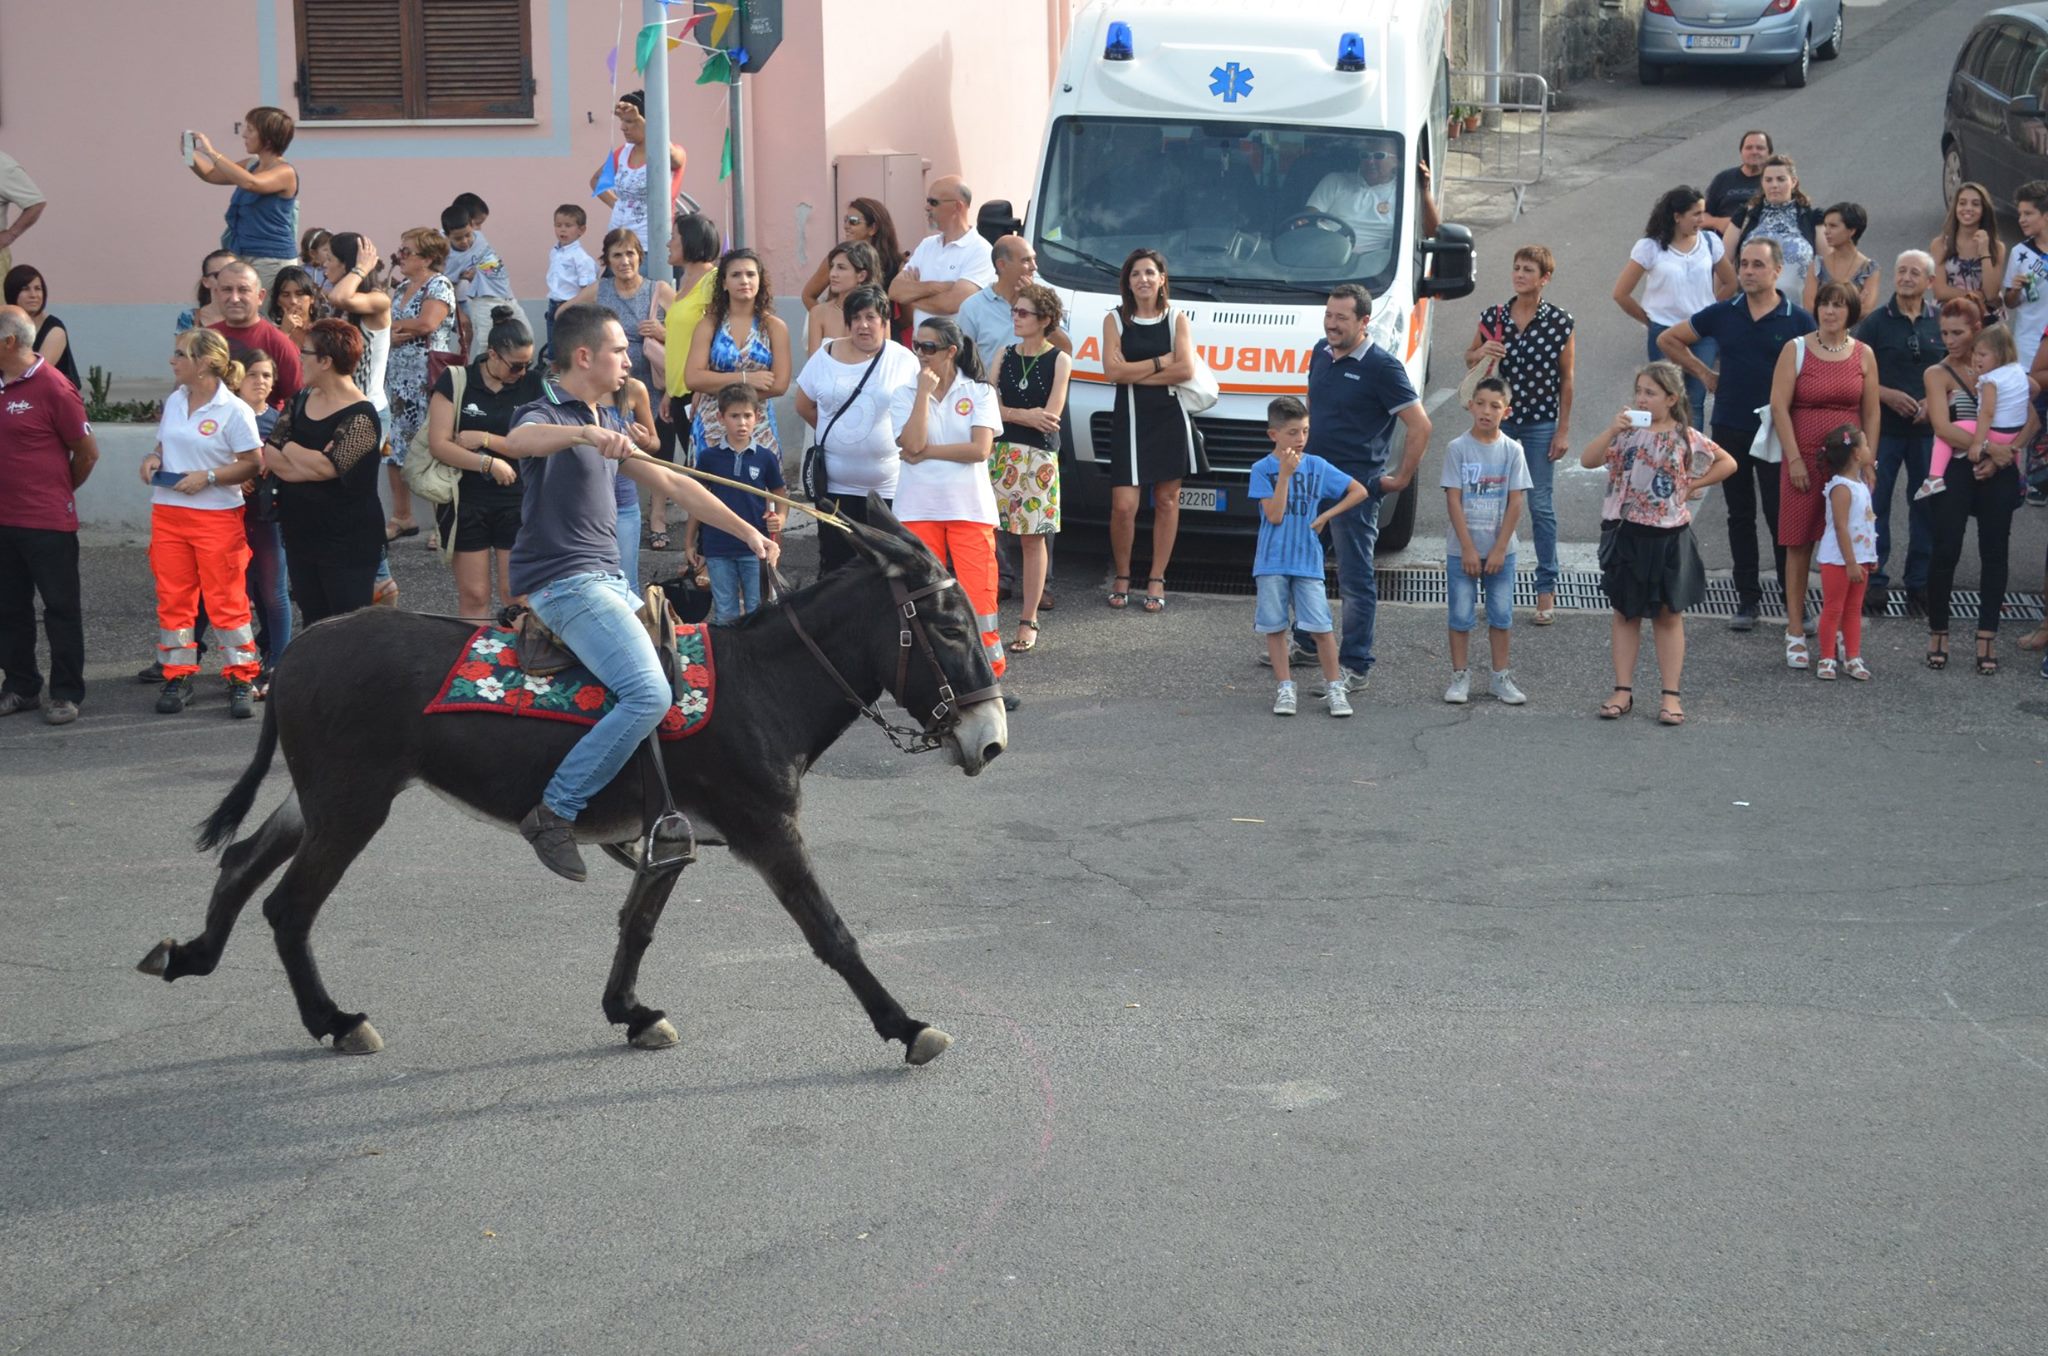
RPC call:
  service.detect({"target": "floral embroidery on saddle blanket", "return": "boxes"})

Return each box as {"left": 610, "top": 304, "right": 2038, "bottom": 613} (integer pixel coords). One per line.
{"left": 423, "top": 624, "right": 714, "bottom": 740}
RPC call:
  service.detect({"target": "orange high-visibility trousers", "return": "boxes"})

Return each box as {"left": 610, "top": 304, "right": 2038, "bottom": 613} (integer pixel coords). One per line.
{"left": 149, "top": 503, "right": 259, "bottom": 681}
{"left": 905, "top": 519, "right": 1006, "bottom": 678}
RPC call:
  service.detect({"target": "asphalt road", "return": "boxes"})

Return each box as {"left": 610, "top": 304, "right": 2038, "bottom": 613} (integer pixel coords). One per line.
{"left": 5, "top": 2, "right": 2046, "bottom": 1352}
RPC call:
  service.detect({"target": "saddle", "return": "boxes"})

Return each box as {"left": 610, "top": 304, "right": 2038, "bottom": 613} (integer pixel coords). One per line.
{"left": 506, "top": 586, "right": 683, "bottom": 689}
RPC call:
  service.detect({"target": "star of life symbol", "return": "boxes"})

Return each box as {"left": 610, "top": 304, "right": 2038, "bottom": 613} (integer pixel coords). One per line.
{"left": 1209, "top": 63, "right": 1253, "bottom": 102}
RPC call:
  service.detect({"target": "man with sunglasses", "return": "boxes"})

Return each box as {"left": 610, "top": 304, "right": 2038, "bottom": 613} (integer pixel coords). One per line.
{"left": 1853, "top": 251, "right": 1942, "bottom": 615}
{"left": 889, "top": 175, "right": 996, "bottom": 331}
{"left": 1306, "top": 142, "right": 1440, "bottom": 269}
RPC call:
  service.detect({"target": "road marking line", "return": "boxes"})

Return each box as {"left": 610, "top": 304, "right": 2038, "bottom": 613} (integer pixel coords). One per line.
{"left": 697, "top": 922, "right": 999, "bottom": 968}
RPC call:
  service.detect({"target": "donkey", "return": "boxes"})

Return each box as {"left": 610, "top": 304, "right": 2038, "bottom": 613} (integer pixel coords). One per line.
{"left": 137, "top": 498, "right": 1007, "bottom": 1065}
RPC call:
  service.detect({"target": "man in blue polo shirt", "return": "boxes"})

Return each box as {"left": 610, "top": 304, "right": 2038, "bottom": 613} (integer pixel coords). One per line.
{"left": 1658, "top": 238, "right": 1815, "bottom": 630}
{"left": 502, "top": 303, "right": 778, "bottom": 883}
{"left": 1293, "top": 283, "right": 1432, "bottom": 694}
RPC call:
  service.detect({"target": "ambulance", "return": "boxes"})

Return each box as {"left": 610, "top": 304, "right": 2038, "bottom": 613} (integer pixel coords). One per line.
{"left": 1028, "top": 0, "right": 1474, "bottom": 552}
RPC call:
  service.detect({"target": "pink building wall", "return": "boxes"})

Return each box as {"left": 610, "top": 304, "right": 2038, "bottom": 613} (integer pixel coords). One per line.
{"left": 0, "top": 0, "right": 1077, "bottom": 390}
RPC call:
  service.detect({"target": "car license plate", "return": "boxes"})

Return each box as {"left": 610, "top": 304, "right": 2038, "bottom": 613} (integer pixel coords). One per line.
{"left": 1179, "top": 488, "right": 1225, "bottom": 512}
{"left": 1684, "top": 35, "right": 1743, "bottom": 49}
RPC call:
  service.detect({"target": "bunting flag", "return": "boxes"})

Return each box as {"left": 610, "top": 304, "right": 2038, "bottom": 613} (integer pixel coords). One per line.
{"left": 719, "top": 128, "right": 732, "bottom": 181}
{"left": 592, "top": 147, "right": 617, "bottom": 198}
{"left": 605, "top": 44, "right": 619, "bottom": 82}
{"left": 634, "top": 22, "right": 662, "bottom": 73}
{"left": 697, "top": 49, "right": 733, "bottom": 84}
{"left": 707, "top": 2, "right": 736, "bottom": 45}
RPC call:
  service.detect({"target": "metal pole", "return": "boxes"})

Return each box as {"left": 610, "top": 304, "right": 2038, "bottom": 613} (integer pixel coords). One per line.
{"left": 728, "top": 73, "right": 746, "bottom": 247}
{"left": 1482, "top": 0, "right": 1503, "bottom": 114}
{"left": 641, "top": 0, "right": 673, "bottom": 281}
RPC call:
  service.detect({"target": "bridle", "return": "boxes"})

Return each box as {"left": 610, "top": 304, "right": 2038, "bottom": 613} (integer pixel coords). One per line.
{"left": 779, "top": 573, "right": 1001, "bottom": 755}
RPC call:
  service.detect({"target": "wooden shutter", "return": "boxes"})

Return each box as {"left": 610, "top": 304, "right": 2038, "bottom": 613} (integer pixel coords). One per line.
{"left": 420, "top": 0, "right": 534, "bottom": 118}
{"left": 296, "top": 0, "right": 409, "bottom": 120}
{"left": 295, "top": 0, "right": 533, "bottom": 121}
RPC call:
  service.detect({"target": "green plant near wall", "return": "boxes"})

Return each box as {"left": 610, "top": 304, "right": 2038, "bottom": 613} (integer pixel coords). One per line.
{"left": 83, "top": 365, "right": 164, "bottom": 424}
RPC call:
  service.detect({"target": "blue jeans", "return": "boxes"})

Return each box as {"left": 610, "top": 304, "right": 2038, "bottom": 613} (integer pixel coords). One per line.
{"left": 527, "top": 571, "right": 670, "bottom": 820}
{"left": 244, "top": 514, "right": 290, "bottom": 666}
{"left": 1447, "top": 549, "right": 1517, "bottom": 632}
{"left": 705, "top": 554, "right": 762, "bottom": 623}
{"left": 616, "top": 497, "right": 641, "bottom": 589}
{"left": 1870, "top": 431, "right": 1934, "bottom": 592}
{"left": 1646, "top": 323, "right": 1716, "bottom": 429}
{"left": 1501, "top": 418, "right": 1559, "bottom": 594}
{"left": 1295, "top": 493, "right": 1382, "bottom": 672}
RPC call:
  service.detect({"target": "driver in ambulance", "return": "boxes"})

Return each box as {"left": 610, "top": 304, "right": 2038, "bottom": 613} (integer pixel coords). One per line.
{"left": 1306, "top": 142, "right": 1442, "bottom": 272}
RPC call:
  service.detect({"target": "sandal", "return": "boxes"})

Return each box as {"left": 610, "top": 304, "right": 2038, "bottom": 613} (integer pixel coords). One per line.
{"left": 1926, "top": 633, "right": 1949, "bottom": 670}
{"left": 1107, "top": 575, "right": 1131, "bottom": 609}
{"left": 384, "top": 519, "right": 420, "bottom": 542}
{"left": 1976, "top": 633, "right": 1999, "bottom": 675}
{"left": 1844, "top": 657, "right": 1871, "bottom": 681}
{"left": 1597, "top": 686, "right": 1633, "bottom": 720}
{"left": 1783, "top": 631, "right": 1810, "bottom": 670}
{"left": 1658, "top": 689, "right": 1686, "bottom": 726}
{"left": 2017, "top": 625, "right": 2048, "bottom": 652}
{"left": 1532, "top": 593, "right": 1556, "bottom": 626}
{"left": 1815, "top": 657, "right": 1838, "bottom": 681}
{"left": 1141, "top": 578, "right": 1167, "bottom": 614}
{"left": 648, "top": 531, "right": 672, "bottom": 552}
{"left": 1012, "top": 619, "right": 1039, "bottom": 652}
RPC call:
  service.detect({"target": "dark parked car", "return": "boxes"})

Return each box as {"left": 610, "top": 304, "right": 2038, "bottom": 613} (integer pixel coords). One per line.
{"left": 1943, "top": 5, "right": 2048, "bottom": 210}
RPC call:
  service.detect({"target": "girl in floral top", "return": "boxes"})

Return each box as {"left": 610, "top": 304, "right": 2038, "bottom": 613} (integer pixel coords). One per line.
{"left": 1580, "top": 361, "right": 1737, "bottom": 726}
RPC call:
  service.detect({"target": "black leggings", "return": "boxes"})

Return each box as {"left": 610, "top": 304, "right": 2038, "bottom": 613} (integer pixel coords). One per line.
{"left": 1926, "top": 458, "right": 2020, "bottom": 634}
{"left": 288, "top": 556, "right": 379, "bottom": 629}
{"left": 816, "top": 492, "right": 894, "bottom": 575}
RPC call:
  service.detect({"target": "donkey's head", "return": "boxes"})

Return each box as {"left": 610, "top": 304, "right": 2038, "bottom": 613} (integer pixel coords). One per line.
{"left": 842, "top": 496, "right": 1008, "bottom": 775}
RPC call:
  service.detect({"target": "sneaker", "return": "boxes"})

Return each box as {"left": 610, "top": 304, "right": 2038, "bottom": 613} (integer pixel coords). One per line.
{"left": 1443, "top": 669, "right": 1471, "bottom": 704}
{"left": 155, "top": 676, "right": 194, "bottom": 714}
{"left": 0, "top": 691, "right": 38, "bottom": 718}
{"left": 1325, "top": 684, "right": 1353, "bottom": 718}
{"left": 1728, "top": 604, "right": 1759, "bottom": 632}
{"left": 519, "top": 802, "right": 589, "bottom": 883}
{"left": 2028, "top": 487, "right": 2048, "bottom": 507}
{"left": 226, "top": 679, "right": 256, "bottom": 720}
{"left": 1257, "top": 642, "right": 1315, "bottom": 669}
{"left": 42, "top": 699, "right": 78, "bottom": 725}
{"left": 1312, "top": 666, "right": 1368, "bottom": 697}
{"left": 1273, "top": 681, "right": 1298, "bottom": 716}
{"left": 136, "top": 660, "right": 165, "bottom": 684}
{"left": 1491, "top": 669, "right": 1528, "bottom": 705}
{"left": 1913, "top": 477, "right": 1947, "bottom": 501}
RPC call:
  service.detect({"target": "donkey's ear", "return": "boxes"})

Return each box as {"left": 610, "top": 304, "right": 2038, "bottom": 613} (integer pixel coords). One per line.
{"left": 842, "top": 513, "right": 916, "bottom": 577}
{"left": 864, "top": 493, "right": 910, "bottom": 540}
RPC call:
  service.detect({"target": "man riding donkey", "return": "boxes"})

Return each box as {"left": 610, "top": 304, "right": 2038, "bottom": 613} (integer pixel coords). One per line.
{"left": 500, "top": 302, "right": 779, "bottom": 881}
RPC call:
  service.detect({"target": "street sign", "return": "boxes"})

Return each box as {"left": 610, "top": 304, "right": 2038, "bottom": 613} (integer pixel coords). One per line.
{"left": 696, "top": 0, "right": 782, "bottom": 74}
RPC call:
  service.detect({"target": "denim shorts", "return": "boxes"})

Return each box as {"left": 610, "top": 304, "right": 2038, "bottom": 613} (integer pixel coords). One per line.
{"left": 1447, "top": 550, "right": 1516, "bottom": 632}
{"left": 1254, "top": 573, "right": 1332, "bottom": 634}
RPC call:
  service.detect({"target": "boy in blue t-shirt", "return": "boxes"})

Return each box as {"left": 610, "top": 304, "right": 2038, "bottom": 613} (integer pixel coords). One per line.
{"left": 1249, "top": 396, "right": 1368, "bottom": 717}
{"left": 684, "top": 384, "right": 786, "bottom": 623}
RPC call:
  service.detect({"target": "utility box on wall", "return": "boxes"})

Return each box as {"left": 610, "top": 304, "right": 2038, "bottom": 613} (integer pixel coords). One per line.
{"left": 833, "top": 153, "right": 930, "bottom": 254}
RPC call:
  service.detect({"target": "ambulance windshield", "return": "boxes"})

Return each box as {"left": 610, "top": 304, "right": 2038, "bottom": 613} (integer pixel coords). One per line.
{"left": 1033, "top": 117, "right": 1408, "bottom": 302}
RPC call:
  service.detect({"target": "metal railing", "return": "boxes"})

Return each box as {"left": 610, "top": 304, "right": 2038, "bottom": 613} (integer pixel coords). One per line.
{"left": 1443, "top": 70, "right": 1551, "bottom": 220}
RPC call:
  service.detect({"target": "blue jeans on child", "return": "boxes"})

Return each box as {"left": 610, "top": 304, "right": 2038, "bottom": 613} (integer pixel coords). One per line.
{"left": 706, "top": 554, "right": 762, "bottom": 623}
{"left": 526, "top": 570, "right": 670, "bottom": 820}
{"left": 1500, "top": 418, "right": 1559, "bottom": 596}
{"left": 244, "top": 514, "right": 290, "bottom": 665}
{"left": 1255, "top": 573, "right": 1333, "bottom": 634}
{"left": 1447, "top": 550, "right": 1517, "bottom": 632}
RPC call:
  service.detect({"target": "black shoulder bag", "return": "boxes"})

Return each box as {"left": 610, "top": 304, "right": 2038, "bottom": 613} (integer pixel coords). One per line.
{"left": 802, "top": 349, "right": 883, "bottom": 503}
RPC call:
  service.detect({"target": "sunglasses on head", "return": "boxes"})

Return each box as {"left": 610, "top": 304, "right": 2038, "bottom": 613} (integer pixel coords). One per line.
{"left": 911, "top": 340, "right": 948, "bottom": 355}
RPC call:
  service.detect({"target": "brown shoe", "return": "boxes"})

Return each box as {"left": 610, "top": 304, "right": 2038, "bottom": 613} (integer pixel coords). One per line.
{"left": 519, "top": 802, "right": 588, "bottom": 883}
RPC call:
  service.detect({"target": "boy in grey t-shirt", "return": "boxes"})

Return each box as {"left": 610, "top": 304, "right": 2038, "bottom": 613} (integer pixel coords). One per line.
{"left": 1441, "top": 376, "right": 1533, "bottom": 705}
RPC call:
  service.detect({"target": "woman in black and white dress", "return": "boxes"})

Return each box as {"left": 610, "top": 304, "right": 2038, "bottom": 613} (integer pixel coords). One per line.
{"left": 1102, "top": 248, "right": 1199, "bottom": 612}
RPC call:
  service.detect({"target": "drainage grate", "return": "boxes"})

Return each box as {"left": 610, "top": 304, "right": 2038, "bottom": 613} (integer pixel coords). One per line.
{"left": 1148, "top": 565, "right": 2047, "bottom": 621}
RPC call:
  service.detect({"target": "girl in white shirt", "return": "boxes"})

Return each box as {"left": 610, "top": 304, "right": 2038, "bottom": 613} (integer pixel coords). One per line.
{"left": 1918, "top": 324, "right": 2032, "bottom": 500}
{"left": 140, "top": 328, "right": 265, "bottom": 716}
{"left": 895, "top": 317, "right": 1006, "bottom": 681}
{"left": 1613, "top": 185, "right": 1736, "bottom": 427}
{"left": 1815, "top": 428, "right": 1878, "bottom": 681}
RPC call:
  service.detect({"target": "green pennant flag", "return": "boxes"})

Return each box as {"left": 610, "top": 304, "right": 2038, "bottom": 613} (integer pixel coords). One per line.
{"left": 697, "top": 49, "right": 732, "bottom": 85}
{"left": 633, "top": 23, "right": 661, "bottom": 74}
{"left": 719, "top": 128, "right": 732, "bottom": 182}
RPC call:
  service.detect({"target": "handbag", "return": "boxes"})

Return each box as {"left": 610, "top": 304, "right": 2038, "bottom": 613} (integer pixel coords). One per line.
{"left": 1747, "top": 335, "right": 1805, "bottom": 465}
{"left": 803, "top": 347, "right": 882, "bottom": 502}
{"left": 247, "top": 393, "right": 304, "bottom": 523}
{"left": 1169, "top": 309, "right": 1220, "bottom": 414}
{"left": 1457, "top": 318, "right": 1504, "bottom": 406}
{"left": 404, "top": 361, "right": 467, "bottom": 509}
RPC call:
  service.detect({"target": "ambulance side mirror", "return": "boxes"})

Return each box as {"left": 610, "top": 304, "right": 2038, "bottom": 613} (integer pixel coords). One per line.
{"left": 1418, "top": 223, "right": 1475, "bottom": 301}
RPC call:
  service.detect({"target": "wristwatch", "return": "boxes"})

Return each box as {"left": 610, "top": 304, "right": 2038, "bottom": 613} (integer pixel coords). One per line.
{"left": 205, "top": 469, "right": 218, "bottom": 487}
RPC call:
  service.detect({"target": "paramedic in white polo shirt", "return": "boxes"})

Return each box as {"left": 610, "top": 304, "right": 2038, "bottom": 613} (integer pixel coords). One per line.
{"left": 889, "top": 175, "right": 996, "bottom": 331}
{"left": 1307, "top": 145, "right": 1442, "bottom": 273}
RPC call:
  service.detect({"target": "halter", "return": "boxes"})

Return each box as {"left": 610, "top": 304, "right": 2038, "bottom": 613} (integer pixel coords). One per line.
{"left": 780, "top": 573, "right": 1002, "bottom": 755}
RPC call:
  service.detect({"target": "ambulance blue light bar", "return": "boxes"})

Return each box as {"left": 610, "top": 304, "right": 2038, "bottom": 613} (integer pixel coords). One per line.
{"left": 1337, "top": 33, "right": 1366, "bottom": 71}
{"left": 1105, "top": 21, "right": 1134, "bottom": 61}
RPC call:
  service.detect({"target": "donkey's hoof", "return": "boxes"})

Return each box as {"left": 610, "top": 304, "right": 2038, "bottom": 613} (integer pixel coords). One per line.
{"left": 630, "top": 1017, "right": 680, "bottom": 1050}
{"left": 906, "top": 1026, "right": 953, "bottom": 1066}
{"left": 333, "top": 1020, "right": 384, "bottom": 1055}
{"left": 136, "top": 939, "right": 175, "bottom": 977}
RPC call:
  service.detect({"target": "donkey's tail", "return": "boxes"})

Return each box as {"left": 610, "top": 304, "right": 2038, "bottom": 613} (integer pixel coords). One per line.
{"left": 195, "top": 698, "right": 281, "bottom": 852}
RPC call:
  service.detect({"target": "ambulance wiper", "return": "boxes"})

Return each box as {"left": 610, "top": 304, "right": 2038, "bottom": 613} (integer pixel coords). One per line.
{"left": 1038, "top": 238, "right": 1123, "bottom": 278}
{"left": 1171, "top": 275, "right": 1330, "bottom": 300}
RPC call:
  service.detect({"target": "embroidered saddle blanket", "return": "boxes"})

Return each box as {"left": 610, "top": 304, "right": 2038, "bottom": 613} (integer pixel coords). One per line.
{"left": 424, "top": 624, "right": 715, "bottom": 740}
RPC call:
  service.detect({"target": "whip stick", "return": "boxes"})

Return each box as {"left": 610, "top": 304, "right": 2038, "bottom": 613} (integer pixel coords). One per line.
{"left": 623, "top": 451, "right": 854, "bottom": 532}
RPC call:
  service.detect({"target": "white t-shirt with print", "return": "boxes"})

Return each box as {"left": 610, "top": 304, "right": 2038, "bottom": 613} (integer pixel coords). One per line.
{"left": 2003, "top": 240, "right": 2048, "bottom": 367}
{"left": 154, "top": 384, "right": 261, "bottom": 512}
{"left": 890, "top": 375, "right": 1000, "bottom": 524}
{"left": 1629, "top": 233, "right": 1724, "bottom": 326}
{"left": 795, "top": 339, "right": 920, "bottom": 497}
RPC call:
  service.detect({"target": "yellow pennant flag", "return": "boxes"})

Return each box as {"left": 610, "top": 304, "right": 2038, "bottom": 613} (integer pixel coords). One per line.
{"left": 707, "top": 2, "right": 736, "bottom": 46}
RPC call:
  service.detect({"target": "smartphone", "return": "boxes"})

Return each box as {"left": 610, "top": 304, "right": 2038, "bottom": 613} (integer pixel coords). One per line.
{"left": 180, "top": 130, "right": 196, "bottom": 167}
{"left": 1625, "top": 409, "right": 1652, "bottom": 429}
{"left": 151, "top": 469, "right": 186, "bottom": 489}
